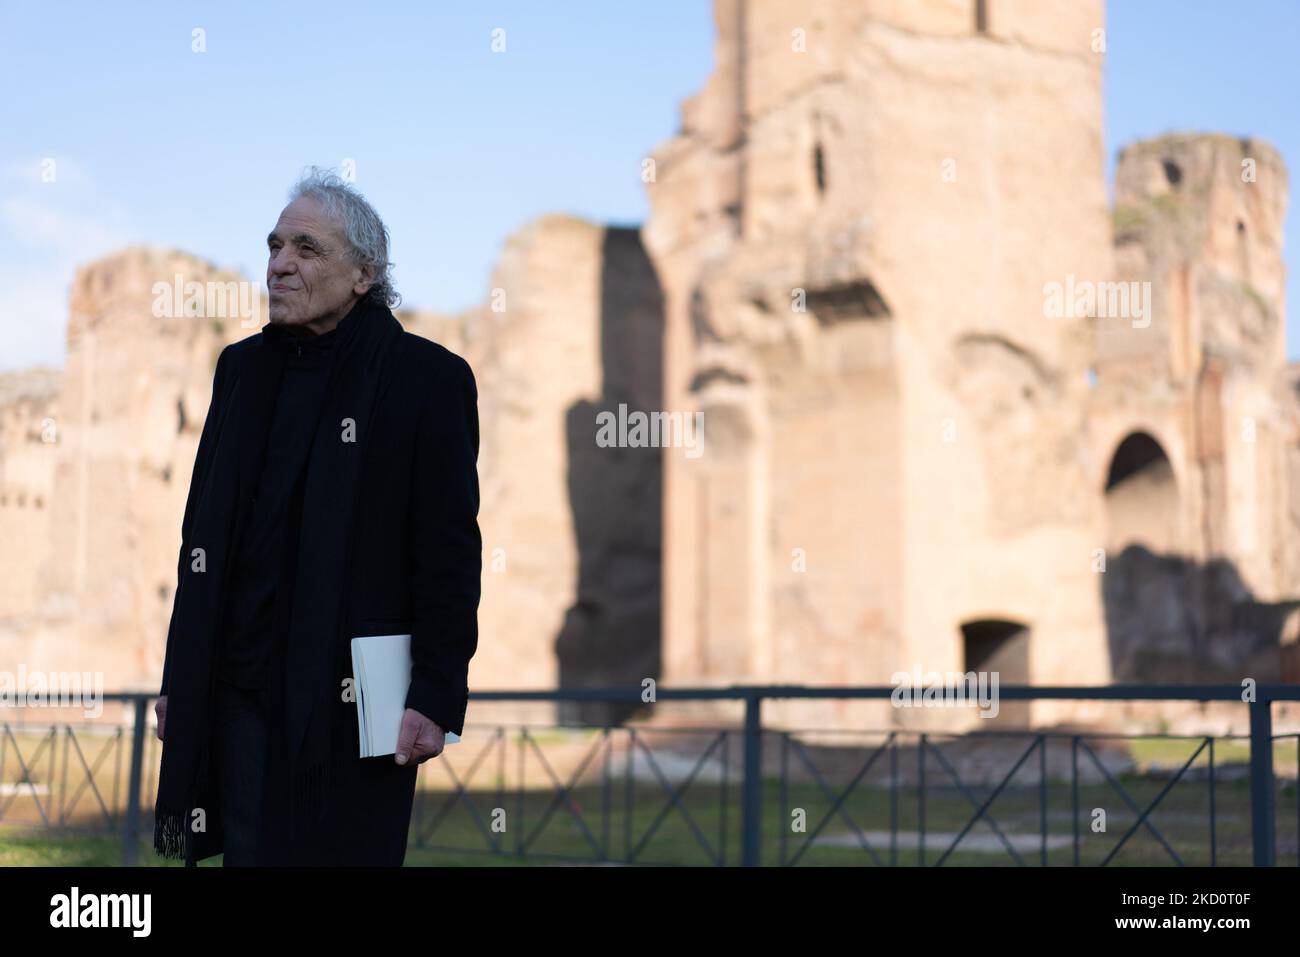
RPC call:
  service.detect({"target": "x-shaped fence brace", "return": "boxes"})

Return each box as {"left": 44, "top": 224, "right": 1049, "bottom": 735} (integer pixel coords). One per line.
{"left": 778, "top": 732, "right": 1033, "bottom": 866}
{"left": 1, "top": 724, "right": 125, "bottom": 829}
{"left": 928, "top": 734, "right": 1037, "bottom": 866}
{"left": 1075, "top": 736, "right": 1210, "bottom": 867}
{"left": 411, "top": 727, "right": 506, "bottom": 852}
{"left": 420, "top": 727, "right": 613, "bottom": 859}
{"left": 777, "top": 733, "right": 1218, "bottom": 866}
{"left": 1, "top": 724, "right": 58, "bottom": 826}
{"left": 781, "top": 731, "right": 895, "bottom": 867}
{"left": 411, "top": 726, "right": 731, "bottom": 864}
{"left": 59, "top": 725, "right": 122, "bottom": 827}
{"left": 624, "top": 728, "right": 727, "bottom": 864}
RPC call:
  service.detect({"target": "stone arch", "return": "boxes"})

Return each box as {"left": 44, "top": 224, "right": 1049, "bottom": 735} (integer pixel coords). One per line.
{"left": 1104, "top": 430, "right": 1180, "bottom": 554}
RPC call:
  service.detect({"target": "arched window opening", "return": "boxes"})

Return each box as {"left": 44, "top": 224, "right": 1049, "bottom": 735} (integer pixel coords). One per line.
{"left": 1104, "top": 431, "right": 1179, "bottom": 554}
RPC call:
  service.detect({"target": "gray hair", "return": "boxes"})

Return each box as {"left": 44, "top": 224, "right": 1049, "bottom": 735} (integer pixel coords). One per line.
{"left": 288, "top": 167, "right": 400, "bottom": 309}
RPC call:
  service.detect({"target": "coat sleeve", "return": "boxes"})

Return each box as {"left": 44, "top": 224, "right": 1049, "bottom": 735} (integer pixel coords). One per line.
{"left": 159, "top": 346, "right": 233, "bottom": 698}
{"left": 404, "top": 353, "right": 482, "bottom": 736}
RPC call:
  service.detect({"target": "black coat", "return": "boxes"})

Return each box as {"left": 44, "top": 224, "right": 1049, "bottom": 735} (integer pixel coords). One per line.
{"left": 154, "top": 297, "right": 481, "bottom": 865}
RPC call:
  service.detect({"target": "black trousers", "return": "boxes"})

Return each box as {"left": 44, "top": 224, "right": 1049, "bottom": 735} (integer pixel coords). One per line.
{"left": 212, "top": 677, "right": 274, "bottom": 866}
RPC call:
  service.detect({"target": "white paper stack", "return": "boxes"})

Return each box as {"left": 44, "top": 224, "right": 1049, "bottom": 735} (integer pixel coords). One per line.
{"left": 350, "top": 633, "right": 461, "bottom": 758}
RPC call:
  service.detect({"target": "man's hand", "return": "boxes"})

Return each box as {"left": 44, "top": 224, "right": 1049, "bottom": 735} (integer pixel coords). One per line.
{"left": 395, "top": 707, "right": 445, "bottom": 765}
{"left": 155, "top": 695, "right": 167, "bottom": 742}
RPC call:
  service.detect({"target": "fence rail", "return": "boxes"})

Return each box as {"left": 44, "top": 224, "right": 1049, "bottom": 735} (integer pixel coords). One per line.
{"left": 2, "top": 685, "right": 1298, "bottom": 866}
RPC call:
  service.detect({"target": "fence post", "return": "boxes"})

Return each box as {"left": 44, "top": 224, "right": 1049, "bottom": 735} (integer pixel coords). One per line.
{"left": 1248, "top": 696, "right": 1275, "bottom": 867}
{"left": 123, "top": 696, "right": 148, "bottom": 867}
{"left": 741, "top": 692, "right": 763, "bottom": 867}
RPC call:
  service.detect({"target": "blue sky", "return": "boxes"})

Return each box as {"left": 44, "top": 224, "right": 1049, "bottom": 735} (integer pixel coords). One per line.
{"left": 0, "top": 1, "right": 1295, "bottom": 371}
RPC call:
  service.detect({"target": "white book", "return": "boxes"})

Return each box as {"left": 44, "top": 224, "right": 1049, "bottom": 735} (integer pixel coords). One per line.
{"left": 350, "top": 633, "right": 461, "bottom": 758}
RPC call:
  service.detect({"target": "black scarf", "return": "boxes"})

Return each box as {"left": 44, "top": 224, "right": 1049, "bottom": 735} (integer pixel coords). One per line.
{"left": 154, "top": 295, "right": 406, "bottom": 860}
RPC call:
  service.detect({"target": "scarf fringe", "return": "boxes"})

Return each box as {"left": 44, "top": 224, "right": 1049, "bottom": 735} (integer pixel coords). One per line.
{"left": 154, "top": 805, "right": 189, "bottom": 860}
{"left": 153, "top": 755, "right": 335, "bottom": 859}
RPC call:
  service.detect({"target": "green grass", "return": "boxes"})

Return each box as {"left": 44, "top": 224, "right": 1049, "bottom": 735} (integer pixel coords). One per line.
{"left": 0, "top": 831, "right": 209, "bottom": 867}
{"left": 1127, "top": 735, "right": 1299, "bottom": 770}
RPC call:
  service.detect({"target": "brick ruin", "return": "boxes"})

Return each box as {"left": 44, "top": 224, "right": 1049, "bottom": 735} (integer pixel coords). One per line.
{"left": 1, "top": 0, "right": 1296, "bottom": 734}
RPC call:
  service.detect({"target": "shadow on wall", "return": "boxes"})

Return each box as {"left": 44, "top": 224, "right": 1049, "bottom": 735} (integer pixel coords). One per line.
{"left": 556, "top": 227, "right": 665, "bottom": 726}
{"left": 1101, "top": 545, "right": 1300, "bottom": 684}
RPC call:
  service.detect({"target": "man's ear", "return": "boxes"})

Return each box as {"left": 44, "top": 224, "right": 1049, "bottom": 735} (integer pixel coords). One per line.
{"left": 353, "top": 264, "right": 376, "bottom": 297}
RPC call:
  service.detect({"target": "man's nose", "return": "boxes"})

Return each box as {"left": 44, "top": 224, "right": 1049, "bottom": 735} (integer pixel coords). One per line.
{"left": 269, "top": 251, "right": 296, "bottom": 275}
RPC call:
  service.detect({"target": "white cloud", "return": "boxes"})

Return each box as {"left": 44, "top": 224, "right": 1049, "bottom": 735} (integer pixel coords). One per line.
{"left": 0, "top": 157, "right": 132, "bottom": 371}
{"left": 2, "top": 196, "right": 127, "bottom": 258}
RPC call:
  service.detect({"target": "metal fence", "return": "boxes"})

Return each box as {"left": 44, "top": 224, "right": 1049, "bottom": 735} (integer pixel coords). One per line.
{"left": 2, "top": 685, "right": 1298, "bottom": 866}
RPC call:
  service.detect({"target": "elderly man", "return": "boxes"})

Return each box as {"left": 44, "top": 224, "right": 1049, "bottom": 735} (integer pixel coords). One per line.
{"left": 152, "top": 168, "right": 481, "bottom": 866}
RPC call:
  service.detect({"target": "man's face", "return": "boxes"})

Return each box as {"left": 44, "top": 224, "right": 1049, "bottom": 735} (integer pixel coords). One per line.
{"left": 266, "top": 196, "right": 373, "bottom": 333}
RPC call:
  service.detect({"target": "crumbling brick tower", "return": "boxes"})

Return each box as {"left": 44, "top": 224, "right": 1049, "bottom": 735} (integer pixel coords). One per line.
{"left": 1092, "top": 134, "right": 1293, "bottom": 684}
{"left": 643, "top": 0, "right": 1114, "bottom": 731}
